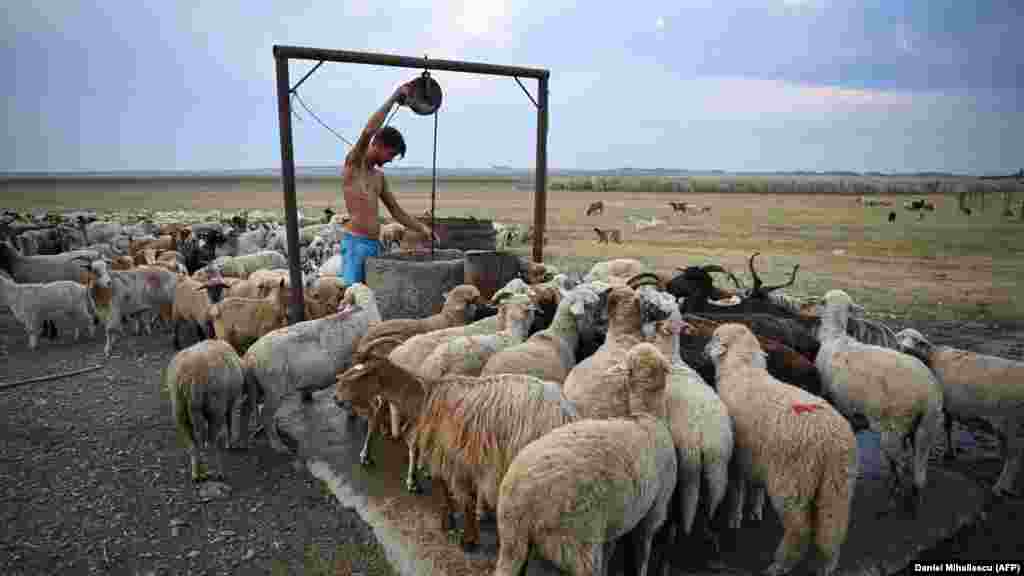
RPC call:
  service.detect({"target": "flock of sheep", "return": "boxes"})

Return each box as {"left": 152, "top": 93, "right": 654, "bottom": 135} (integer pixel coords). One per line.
{"left": 2, "top": 208, "right": 1023, "bottom": 576}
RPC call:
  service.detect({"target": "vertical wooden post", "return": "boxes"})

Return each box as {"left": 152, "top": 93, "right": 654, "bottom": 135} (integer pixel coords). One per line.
{"left": 275, "top": 55, "right": 305, "bottom": 325}
{"left": 532, "top": 74, "right": 549, "bottom": 263}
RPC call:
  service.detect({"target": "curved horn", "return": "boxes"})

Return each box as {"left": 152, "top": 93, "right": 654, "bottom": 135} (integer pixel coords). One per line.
{"left": 747, "top": 252, "right": 763, "bottom": 295}
{"left": 626, "top": 272, "right": 662, "bottom": 290}
{"left": 760, "top": 264, "right": 800, "bottom": 294}
{"left": 701, "top": 264, "right": 745, "bottom": 293}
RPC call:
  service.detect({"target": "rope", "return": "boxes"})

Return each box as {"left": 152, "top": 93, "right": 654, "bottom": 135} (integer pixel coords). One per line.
{"left": 431, "top": 107, "right": 438, "bottom": 260}
{"left": 291, "top": 90, "right": 354, "bottom": 147}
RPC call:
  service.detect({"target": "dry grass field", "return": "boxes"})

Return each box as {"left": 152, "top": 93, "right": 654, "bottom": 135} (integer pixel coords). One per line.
{"left": 3, "top": 174, "right": 1023, "bottom": 322}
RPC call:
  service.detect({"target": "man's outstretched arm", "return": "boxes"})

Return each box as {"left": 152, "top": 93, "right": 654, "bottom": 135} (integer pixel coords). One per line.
{"left": 379, "top": 178, "right": 433, "bottom": 239}
{"left": 345, "top": 83, "right": 410, "bottom": 165}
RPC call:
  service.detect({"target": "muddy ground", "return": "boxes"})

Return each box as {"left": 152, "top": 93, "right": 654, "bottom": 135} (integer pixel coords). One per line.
{"left": 0, "top": 307, "right": 1021, "bottom": 576}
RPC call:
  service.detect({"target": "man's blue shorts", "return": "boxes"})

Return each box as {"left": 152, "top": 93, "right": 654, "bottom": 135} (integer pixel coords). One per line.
{"left": 341, "top": 231, "right": 380, "bottom": 285}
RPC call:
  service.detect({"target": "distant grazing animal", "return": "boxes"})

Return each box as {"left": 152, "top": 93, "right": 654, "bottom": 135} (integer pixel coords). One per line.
{"left": 585, "top": 201, "right": 604, "bottom": 216}
{"left": 888, "top": 211, "right": 896, "bottom": 223}
{"left": 593, "top": 227, "right": 622, "bottom": 244}
{"left": 668, "top": 201, "right": 689, "bottom": 214}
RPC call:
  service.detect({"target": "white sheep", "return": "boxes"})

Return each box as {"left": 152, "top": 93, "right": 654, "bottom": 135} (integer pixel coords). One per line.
{"left": 896, "top": 328, "right": 1024, "bottom": 497}
{"left": 90, "top": 260, "right": 178, "bottom": 356}
{"left": 480, "top": 281, "right": 610, "bottom": 382}
{"left": 242, "top": 283, "right": 380, "bottom": 453}
{"left": 494, "top": 412, "right": 678, "bottom": 576}
{"left": 210, "top": 250, "right": 288, "bottom": 279}
{"left": 583, "top": 258, "right": 649, "bottom": 287}
{"left": 562, "top": 285, "right": 676, "bottom": 418}
{"left": 638, "top": 309, "right": 735, "bottom": 555}
{"left": 417, "top": 296, "right": 536, "bottom": 381}
{"left": 165, "top": 338, "right": 248, "bottom": 484}
{"left": 0, "top": 240, "right": 98, "bottom": 284}
{"left": 0, "top": 275, "right": 98, "bottom": 349}
{"left": 706, "top": 323, "right": 858, "bottom": 576}
{"left": 814, "top": 289, "right": 942, "bottom": 514}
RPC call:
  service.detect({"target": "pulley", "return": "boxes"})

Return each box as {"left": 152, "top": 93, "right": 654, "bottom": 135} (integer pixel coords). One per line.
{"left": 399, "top": 69, "right": 443, "bottom": 115}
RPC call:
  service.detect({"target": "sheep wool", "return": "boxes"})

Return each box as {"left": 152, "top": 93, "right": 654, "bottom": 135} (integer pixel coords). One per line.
{"left": 417, "top": 296, "right": 535, "bottom": 380}
{"left": 241, "top": 283, "right": 380, "bottom": 453}
{"left": 480, "top": 282, "right": 609, "bottom": 382}
{"left": 643, "top": 309, "right": 735, "bottom": 545}
{"left": 165, "top": 339, "right": 247, "bottom": 484}
{"left": 708, "top": 323, "right": 858, "bottom": 576}
{"left": 815, "top": 289, "right": 942, "bottom": 514}
{"left": 896, "top": 327, "right": 1024, "bottom": 497}
{"left": 494, "top": 413, "right": 677, "bottom": 576}
{"left": 415, "top": 373, "right": 580, "bottom": 549}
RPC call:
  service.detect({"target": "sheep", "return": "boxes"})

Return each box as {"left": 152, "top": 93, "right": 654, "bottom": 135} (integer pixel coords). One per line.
{"left": 206, "top": 277, "right": 290, "bottom": 355}
{"left": 418, "top": 295, "right": 537, "bottom": 381}
{"left": 339, "top": 294, "right": 532, "bottom": 480}
{"left": 631, "top": 313, "right": 736, "bottom": 559}
{"left": 633, "top": 216, "right": 664, "bottom": 233}
{"left": 668, "top": 201, "right": 689, "bottom": 214}
{"left": 593, "top": 227, "right": 622, "bottom": 244}
{"left": 0, "top": 274, "right": 98, "bottom": 349}
{"left": 304, "top": 276, "right": 348, "bottom": 319}
{"left": 171, "top": 273, "right": 230, "bottom": 350}
{"left": 415, "top": 374, "right": 583, "bottom": 550}
{"left": 213, "top": 225, "right": 271, "bottom": 258}
{"left": 814, "top": 289, "right": 943, "bottom": 514}
{"left": 494, "top": 412, "right": 677, "bottom": 576}
{"left": 347, "top": 284, "right": 482, "bottom": 450}
{"left": 387, "top": 292, "right": 535, "bottom": 379}
{"left": 165, "top": 339, "right": 248, "bottom": 484}
{"left": 83, "top": 243, "right": 126, "bottom": 260}
{"left": 0, "top": 240, "right": 97, "bottom": 284}
{"left": 896, "top": 328, "right": 1024, "bottom": 497}
{"left": 705, "top": 323, "right": 858, "bottom": 576}
{"left": 210, "top": 250, "right": 288, "bottom": 279}
{"left": 480, "top": 282, "right": 610, "bottom": 382}
{"left": 583, "top": 258, "right": 648, "bottom": 286}
{"left": 562, "top": 285, "right": 675, "bottom": 419}
{"left": 90, "top": 260, "right": 178, "bottom": 357}
{"left": 241, "top": 283, "right": 380, "bottom": 453}
{"left": 585, "top": 200, "right": 605, "bottom": 216}
{"left": 84, "top": 222, "right": 123, "bottom": 245}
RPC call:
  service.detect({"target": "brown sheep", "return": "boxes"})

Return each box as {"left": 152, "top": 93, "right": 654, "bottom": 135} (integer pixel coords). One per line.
{"left": 207, "top": 278, "right": 289, "bottom": 354}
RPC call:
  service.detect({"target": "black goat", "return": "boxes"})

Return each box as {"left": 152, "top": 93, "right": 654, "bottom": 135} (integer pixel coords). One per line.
{"left": 666, "top": 252, "right": 802, "bottom": 316}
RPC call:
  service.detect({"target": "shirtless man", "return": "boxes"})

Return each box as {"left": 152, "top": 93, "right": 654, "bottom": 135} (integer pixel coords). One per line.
{"left": 341, "top": 81, "right": 434, "bottom": 284}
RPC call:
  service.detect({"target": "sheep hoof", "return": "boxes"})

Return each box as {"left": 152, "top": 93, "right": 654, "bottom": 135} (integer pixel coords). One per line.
{"left": 359, "top": 451, "right": 374, "bottom": 467}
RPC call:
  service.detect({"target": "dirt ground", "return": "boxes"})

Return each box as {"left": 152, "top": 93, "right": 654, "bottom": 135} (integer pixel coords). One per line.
{"left": 0, "top": 308, "right": 394, "bottom": 576}
{"left": 1, "top": 306, "right": 1022, "bottom": 576}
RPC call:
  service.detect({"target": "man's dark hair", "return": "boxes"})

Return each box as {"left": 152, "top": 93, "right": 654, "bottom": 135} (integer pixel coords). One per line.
{"left": 374, "top": 126, "right": 406, "bottom": 159}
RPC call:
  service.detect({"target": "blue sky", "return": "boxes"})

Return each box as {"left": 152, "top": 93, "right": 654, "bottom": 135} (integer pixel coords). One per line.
{"left": 3, "top": 1, "right": 1022, "bottom": 174}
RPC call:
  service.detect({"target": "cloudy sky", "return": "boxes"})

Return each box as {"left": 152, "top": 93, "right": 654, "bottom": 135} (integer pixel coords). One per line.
{"left": 3, "top": 1, "right": 1022, "bottom": 174}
